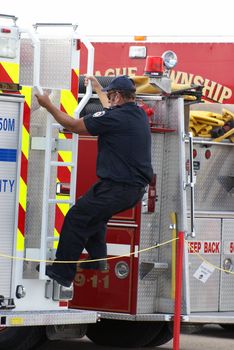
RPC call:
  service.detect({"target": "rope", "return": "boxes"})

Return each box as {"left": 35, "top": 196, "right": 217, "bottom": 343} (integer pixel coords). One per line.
{"left": 1, "top": 238, "right": 233, "bottom": 275}
{"left": 0, "top": 237, "right": 178, "bottom": 264}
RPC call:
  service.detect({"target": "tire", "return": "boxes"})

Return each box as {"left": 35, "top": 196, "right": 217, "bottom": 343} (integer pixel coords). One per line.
{"left": 145, "top": 322, "right": 173, "bottom": 347}
{"left": 180, "top": 324, "right": 203, "bottom": 334}
{"left": 0, "top": 326, "right": 46, "bottom": 350}
{"left": 220, "top": 324, "right": 234, "bottom": 331}
{"left": 87, "top": 319, "right": 165, "bottom": 348}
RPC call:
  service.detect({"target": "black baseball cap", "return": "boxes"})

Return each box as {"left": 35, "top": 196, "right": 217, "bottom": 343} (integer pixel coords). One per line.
{"left": 102, "top": 75, "right": 136, "bottom": 92}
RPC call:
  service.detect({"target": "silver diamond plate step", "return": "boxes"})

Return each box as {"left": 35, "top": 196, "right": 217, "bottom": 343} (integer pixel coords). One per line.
{"left": 0, "top": 309, "right": 98, "bottom": 327}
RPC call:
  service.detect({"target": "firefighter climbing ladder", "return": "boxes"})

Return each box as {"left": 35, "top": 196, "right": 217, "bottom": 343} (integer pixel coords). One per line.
{"left": 30, "top": 23, "right": 95, "bottom": 281}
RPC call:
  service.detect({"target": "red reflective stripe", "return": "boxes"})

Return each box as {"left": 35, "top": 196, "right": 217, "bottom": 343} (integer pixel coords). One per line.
{"left": 0, "top": 63, "right": 13, "bottom": 83}
{"left": 59, "top": 301, "right": 68, "bottom": 307}
{"left": 20, "top": 153, "right": 28, "bottom": 184}
{"left": 54, "top": 205, "right": 65, "bottom": 233}
{"left": 71, "top": 69, "right": 78, "bottom": 98}
{"left": 18, "top": 204, "right": 26, "bottom": 236}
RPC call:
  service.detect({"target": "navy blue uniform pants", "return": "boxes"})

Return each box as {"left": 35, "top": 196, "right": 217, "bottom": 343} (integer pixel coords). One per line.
{"left": 52, "top": 179, "right": 145, "bottom": 282}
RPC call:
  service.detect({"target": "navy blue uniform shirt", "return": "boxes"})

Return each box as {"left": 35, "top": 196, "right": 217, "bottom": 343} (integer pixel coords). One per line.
{"left": 83, "top": 102, "right": 153, "bottom": 187}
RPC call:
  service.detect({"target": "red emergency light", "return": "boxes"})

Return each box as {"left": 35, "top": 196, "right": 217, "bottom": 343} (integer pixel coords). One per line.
{"left": 144, "top": 56, "right": 164, "bottom": 76}
{"left": 1, "top": 28, "right": 11, "bottom": 33}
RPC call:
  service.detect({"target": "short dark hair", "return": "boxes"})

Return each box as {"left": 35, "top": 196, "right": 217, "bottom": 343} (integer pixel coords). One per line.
{"left": 117, "top": 90, "right": 136, "bottom": 100}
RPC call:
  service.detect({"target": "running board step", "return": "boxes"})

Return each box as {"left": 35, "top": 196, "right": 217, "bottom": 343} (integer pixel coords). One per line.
{"left": 140, "top": 261, "right": 168, "bottom": 279}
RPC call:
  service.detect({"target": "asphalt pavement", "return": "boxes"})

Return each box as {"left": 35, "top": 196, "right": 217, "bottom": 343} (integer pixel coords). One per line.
{"left": 37, "top": 324, "right": 234, "bottom": 350}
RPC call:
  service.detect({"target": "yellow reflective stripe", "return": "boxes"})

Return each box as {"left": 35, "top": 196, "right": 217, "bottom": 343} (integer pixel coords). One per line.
{"left": 1, "top": 62, "right": 19, "bottom": 82}
{"left": 60, "top": 89, "right": 77, "bottom": 116}
{"left": 58, "top": 151, "right": 72, "bottom": 170}
{"left": 16, "top": 228, "right": 24, "bottom": 251}
{"left": 21, "top": 86, "right": 32, "bottom": 107}
{"left": 21, "top": 126, "right": 30, "bottom": 159}
{"left": 57, "top": 196, "right": 70, "bottom": 217}
{"left": 19, "top": 178, "right": 27, "bottom": 211}
{"left": 53, "top": 227, "right": 60, "bottom": 249}
{"left": 58, "top": 133, "right": 72, "bottom": 170}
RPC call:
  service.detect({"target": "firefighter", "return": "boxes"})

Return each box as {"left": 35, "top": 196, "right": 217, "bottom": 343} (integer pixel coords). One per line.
{"left": 35, "top": 75, "right": 153, "bottom": 287}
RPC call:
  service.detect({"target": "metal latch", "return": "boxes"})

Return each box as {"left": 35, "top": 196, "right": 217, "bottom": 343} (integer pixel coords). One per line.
{"left": 0, "top": 295, "right": 15, "bottom": 310}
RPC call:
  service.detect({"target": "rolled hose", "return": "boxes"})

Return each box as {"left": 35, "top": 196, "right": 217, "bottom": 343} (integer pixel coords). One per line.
{"left": 78, "top": 75, "right": 115, "bottom": 93}
{"left": 78, "top": 75, "right": 114, "bottom": 116}
{"left": 79, "top": 101, "right": 103, "bottom": 116}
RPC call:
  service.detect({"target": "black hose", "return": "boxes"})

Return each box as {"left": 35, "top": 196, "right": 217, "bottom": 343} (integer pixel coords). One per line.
{"left": 79, "top": 75, "right": 115, "bottom": 93}
{"left": 79, "top": 100, "right": 103, "bottom": 117}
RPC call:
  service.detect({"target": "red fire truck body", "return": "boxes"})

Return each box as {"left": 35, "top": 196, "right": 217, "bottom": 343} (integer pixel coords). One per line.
{"left": 71, "top": 39, "right": 234, "bottom": 313}
{"left": 79, "top": 40, "right": 234, "bottom": 104}
{"left": 68, "top": 39, "right": 234, "bottom": 346}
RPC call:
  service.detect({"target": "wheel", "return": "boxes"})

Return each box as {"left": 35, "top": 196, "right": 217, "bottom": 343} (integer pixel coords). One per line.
{"left": 144, "top": 322, "right": 173, "bottom": 347}
{"left": 180, "top": 323, "right": 203, "bottom": 334}
{"left": 87, "top": 319, "right": 165, "bottom": 348}
{"left": 220, "top": 324, "right": 234, "bottom": 331}
{"left": 0, "top": 326, "right": 46, "bottom": 350}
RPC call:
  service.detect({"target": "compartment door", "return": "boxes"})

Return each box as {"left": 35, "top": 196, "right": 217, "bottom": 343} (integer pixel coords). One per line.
{"left": 0, "top": 95, "right": 23, "bottom": 298}
{"left": 219, "top": 219, "right": 234, "bottom": 311}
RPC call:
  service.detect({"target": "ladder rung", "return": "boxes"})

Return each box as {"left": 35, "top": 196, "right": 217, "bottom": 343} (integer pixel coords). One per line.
{"left": 48, "top": 199, "right": 73, "bottom": 204}
{"left": 52, "top": 123, "right": 61, "bottom": 128}
{"left": 47, "top": 236, "right": 59, "bottom": 242}
{"left": 50, "top": 161, "right": 74, "bottom": 167}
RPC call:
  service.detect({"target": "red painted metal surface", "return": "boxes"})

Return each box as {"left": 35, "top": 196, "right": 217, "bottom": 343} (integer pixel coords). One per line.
{"left": 71, "top": 228, "right": 137, "bottom": 313}
{"left": 80, "top": 42, "right": 234, "bottom": 103}
{"left": 71, "top": 136, "right": 142, "bottom": 312}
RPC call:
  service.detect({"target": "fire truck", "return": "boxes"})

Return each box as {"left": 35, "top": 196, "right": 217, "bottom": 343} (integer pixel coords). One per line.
{"left": 0, "top": 14, "right": 98, "bottom": 350}
{"left": 0, "top": 14, "right": 234, "bottom": 350}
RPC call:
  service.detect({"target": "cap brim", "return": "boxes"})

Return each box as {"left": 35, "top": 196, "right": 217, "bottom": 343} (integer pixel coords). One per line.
{"left": 101, "top": 86, "right": 110, "bottom": 92}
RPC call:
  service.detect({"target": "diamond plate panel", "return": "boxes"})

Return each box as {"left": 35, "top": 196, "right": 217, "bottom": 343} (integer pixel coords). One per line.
{"left": 1, "top": 309, "right": 97, "bottom": 326}
{"left": 188, "top": 218, "right": 221, "bottom": 312}
{"left": 137, "top": 98, "right": 186, "bottom": 314}
{"left": 39, "top": 39, "right": 71, "bottom": 89}
{"left": 20, "top": 38, "right": 34, "bottom": 86}
{"left": 220, "top": 219, "right": 234, "bottom": 311}
{"left": 19, "top": 38, "right": 72, "bottom": 89}
{"left": 186, "top": 143, "right": 234, "bottom": 211}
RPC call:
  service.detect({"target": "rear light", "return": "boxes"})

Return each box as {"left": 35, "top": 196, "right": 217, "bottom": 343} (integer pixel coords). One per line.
{"left": 148, "top": 174, "right": 157, "bottom": 213}
{"left": 193, "top": 149, "right": 197, "bottom": 158}
{"left": 1, "top": 28, "right": 11, "bottom": 33}
{"left": 205, "top": 149, "right": 211, "bottom": 159}
{"left": 142, "top": 174, "right": 157, "bottom": 213}
{"left": 76, "top": 39, "right": 81, "bottom": 50}
{"left": 56, "top": 182, "right": 70, "bottom": 196}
